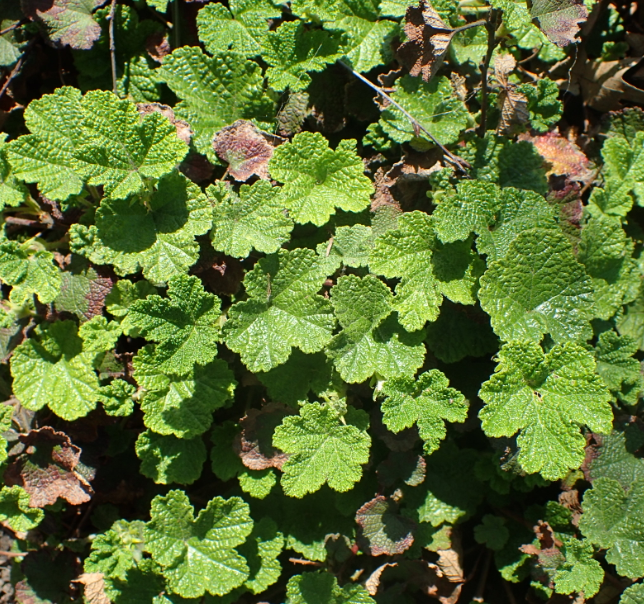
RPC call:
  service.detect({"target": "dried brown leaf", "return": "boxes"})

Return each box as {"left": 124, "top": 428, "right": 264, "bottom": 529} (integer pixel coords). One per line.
{"left": 234, "top": 403, "right": 292, "bottom": 471}
{"left": 356, "top": 495, "right": 416, "bottom": 556}
{"left": 145, "top": 31, "right": 171, "bottom": 63}
{"left": 4, "top": 427, "right": 93, "bottom": 508}
{"left": 365, "top": 562, "right": 398, "bottom": 595}
{"left": 398, "top": 0, "right": 455, "bottom": 82}
{"left": 530, "top": 0, "right": 587, "bottom": 47}
{"left": 213, "top": 120, "right": 284, "bottom": 181}
{"left": 137, "top": 103, "right": 192, "bottom": 145}
{"left": 74, "top": 573, "right": 111, "bottom": 604}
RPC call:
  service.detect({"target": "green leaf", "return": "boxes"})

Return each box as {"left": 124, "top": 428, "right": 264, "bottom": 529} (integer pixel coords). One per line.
{"left": 239, "top": 468, "right": 277, "bottom": 499}
{"left": 223, "top": 248, "right": 335, "bottom": 373}
{"left": 238, "top": 517, "right": 284, "bottom": 594}
{"left": 269, "top": 132, "right": 373, "bottom": 226}
{"left": 70, "top": 171, "right": 212, "bottom": 286}
{"left": 159, "top": 47, "right": 274, "bottom": 158}
{"left": 474, "top": 515, "right": 509, "bottom": 551}
{"left": 6, "top": 87, "right": 187, "bottom": 201}
{"left": 601, "top": 131, "right": 644, "bottom": 213}
{"left": 479, "top": 340, "right": 613, "bottom": 480}
{"left": 553, "top": 537, "right": 604, "bottom": 597}
{"left": 209, "top": 180, "right": 293, "bottom": 258}
{"left": 478, "top": 228, "right": 594, "bottom": 343}
{"left": 369, "top": 211, "right": 483, "bottom": 331}
{"left": 0, "top": 485, "right": 44, "bottom": 532}
{"left": 103, "top": 558, "right": 165, "bottom": 604}
{"left": 0, "top": 405, "right": 12, "bottom": 464}
{"left": 594, "top": 331, "right": 644, "bottom": 405}
{"left": 285, "top": 572, "right": 375, "bottom": 604}
{"left": 580, "top": 477, "right": 644, "bottom": 579}
{"left": 517, "top": 79, "right": 563, "bottom": 133}
{"left": 327, "top": 274, "right": 426, "bottom": 383}
{"left": 380, "top": 369, "right": 468, "bottom": 454}
{"left": 10, "top": 320, "right": 100, "bottom": 421}
{"left": 99, "top": 379, "right": 136, "bottom": 417}
{"left": 355, "top": 495, "right": 415, "bottom": 555}
{"left": 144, "top": 490, "right": 253, "bottom": 598}
{"left": 128, "top": 275, "right": 222, "bottom": 375}
{"left": 79, "top": 316, "right": 121, "bottom": 354}
{"left": 458, "top": 132, "right": 548, "bottom": 195}
{"left": 316, "top": 225, "right": 374, "bottom": 271}
{"left": 105, "top": 278, "right": 158, "bottom": 337}
{"left": 261, "top": 21, "right": 343, "bottom": 92}
{"left": 272, "top": 403, "right": 371, "bottom": 497}
{"left": 621, "top": 583, "right": 644, "bottom": 603}
{"left": 378, "top": 75, "right": 469, "bottom": 148}
{"left": 577, "top": 215, "right": 639, "bottom": 320}
{"left": 135, "top": 430, "right": 206, "bottom": 486}
{"left": 586, "top": 429, "right": 644, "bottom": 489}
{"left": 0, "top": 239, "right": 61, "bottom": 304}
{"left": 529, "top": 0, "right": 587, "bottom": 47}
{"left": 134, "top": 345, "right": 236, "bottom": 438}
{"left": 84, "top": 520, "right": 146, "bottom": 581}
{"left": 0, "top": 134, "right": 27, "bottom": 209}
{"left": 196, "top": 0, "right": 280, "bottom": 57}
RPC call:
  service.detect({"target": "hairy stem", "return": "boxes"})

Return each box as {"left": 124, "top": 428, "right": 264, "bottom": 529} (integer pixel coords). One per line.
{"left": 0, "top": 38, "right": 34, "bottom": 102}
{"left": 338, "top": 60, "right": 470, "bottom": 173}
{"left": 107, "top": 0, "right": 118, "bottom": 95}
{"left": 478, "top": 8, "right": 499, "bottom": 137}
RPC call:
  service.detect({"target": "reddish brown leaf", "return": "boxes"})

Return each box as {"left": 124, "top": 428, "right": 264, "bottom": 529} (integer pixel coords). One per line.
{"left": 520, "top": 131, "right": 595, "bottom": 184}
{"left": 213, "top": 120, "right": 284, "bottom": 182}
{"left": 136, "top": 103, "right": 192, "bottom": 145}
{"left": 4, "top": 427, "right": 93, "bottom": 508}
{"left": 180, "top": 152, "right": 215, "bottom": 184}
{"left": 21, "top": 0, "right": 104, "bottom": 50}
{"left": 531, "top": 0, "right": 587, "bottom": 48}
{"left": 356, "top": 495, "right": 416, "bottom": 556}
{"left": 398, "top": 0, "right": 456, "bottom": 83}
{"left": 145, "top": 31, "right": 171, "bottom": 63}
{"left": 234, "top": 403, "right": 292, "bottom": 471}
{"left": 365, "top": 562, "right": 398, "bottom": 595}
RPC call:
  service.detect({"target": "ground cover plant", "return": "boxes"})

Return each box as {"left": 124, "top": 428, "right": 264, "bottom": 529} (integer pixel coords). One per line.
{"left": 0, "top": 0, "right": 644, "bottom": 602}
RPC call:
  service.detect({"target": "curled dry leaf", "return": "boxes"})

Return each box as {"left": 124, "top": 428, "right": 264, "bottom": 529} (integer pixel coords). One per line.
{"left": 145, "top": 31, "right": 171, "bottom": 64}
{"left": 398, "top": 0, "right": 456, "bottom": 83}
{"left": 234, "top": 403, "right": 292, "bottom": 471}
{"left": 214, "top": 120, "right": 285, "bottom": 181}
{"left": 4, "top": 427, "right": 94, "bottom": 507}
{"left": 365, "top": 562, "right": 398, "bottom": 595}
{"left": 136, "top": 103, "right": 192, "bottom": 145}
{"left": 493, "top": 55, "right": 529, "bottom": 135}
{"left": 355, "top": 495, "right": 416, "bottom": 556}
{"left": 74, "top": 573, "right": 111, "bottom": 604}
{"left": 520, "top": 131, "right": 595, "bottom": 184}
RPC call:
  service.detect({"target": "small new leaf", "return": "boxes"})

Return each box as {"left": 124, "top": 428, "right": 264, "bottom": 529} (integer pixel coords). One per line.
{"left": 479, "top": 340, "right": 612, "bottom": 480}
{"left": 272, "top": 403, "right": 371, "bottom": 497}
{"left": 381, "top": 369, "right": 468, "bottom": 454}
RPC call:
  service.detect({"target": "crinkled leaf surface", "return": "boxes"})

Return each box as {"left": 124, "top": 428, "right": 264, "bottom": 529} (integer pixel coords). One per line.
{"left": 84, "top": 520, "right": 146, "bottom": 581}
{"left": 6, "top": 87, "right": 187, "bottom": 201}
{"left": 238, "top": 517, "right": 284, "bottom": 594}
{"left": 196, "top": 0, "right": 280, "bottom": 57}
{"left": 355, "top": 495, "right": 415, "bottom": 556}
{"left": 0, "top": 485, "right": 44, "bottom": 532}
{"left": 478, "top": 228, "right": 594, "bottom": 343}
{"left": 369, "top": 211, "right": 483, "bottom": 331}
{"left": 135, "top": 430, "right": 206, "bottom": 486}
{"left": 580, "top": 477, "right": 644, "bottom": 579}
{"left": 261, "top": 21, "right": 343, "bottom": 92}
{"left": 134, "top": 345, "right": 236, "bottom": 438}
{"left": 479, "top": 340, "right": 612, "bottom": 480}
{"left": 0, "top": 240, "right": 62, "bottom": 304}
{"left": 10, "top": 320, "right": 100, "bottom": 420}
{"left": 223, "top": 248, "right": 335, "bottom": 373}
{"left": 269, "top": 132, "right": 373, "bottom": 226}
{"left": 285, "top": 571, "right": 375, "bottom": 604}
{"left": 128, "top": 275, "right": 222, "bottom": 375}
{"left": 378, "top": 75, "right": 469, "bottom": 148}
{"left": 586, "top": 429, "right": 644, "bottom": 489}
{"left": 272, "top": 403, "right": 371, "bottom": 497}
{"left": 594, "top": 331, "right": 644, "bottom": 405}
{"left": 530, "top": 0, "right": 587, "bottom": 47}
{"left": 209, "top": 180, "right": 293, "bottom": 258}
{"left": 327, "top": 274, "right": 426, "bottom": 383}
{"left": 144, "top": 490, "right": 253, "bottom": 598}
{"left": 317, "top": 225, "right": 374, "bottom": 271}
{"left": 0, "top": 134, "right": 27, "bottom": 209}
{"left": 381, "top": 369, "right": 468, "bottom": 454}
{"left": 70, "top": 171, "right": 212, "bottom": 286}
{"left": 160, "top": 47, "right": 274, "bottom": 158}
{"left": 553, "top": 537, "right": 604, "bottom": 597}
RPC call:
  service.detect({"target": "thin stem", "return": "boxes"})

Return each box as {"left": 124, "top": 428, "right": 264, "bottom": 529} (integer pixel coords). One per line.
{"left": 0, "top": 550, "right": 28, "bottom": 558}
{"left": 0, "top": 21, "right": 25, "bottom": 37}
{"left": 453, "top": 18, "right": 488, "bottom": 34}
{"left": 478, "top": 9, "right": 499, "bottom": 137}
{"left": 338, "top": 60, "right": 470, "bottom": 173}
{"left": 0, "top": 38, "right": 34, "bottom": 102}
{"left": 107, "top": 0, "right": 118, "bottom": 96}
{"left": 472, "top": 550, "right": 492, "bottom": 602}
{"left": 173, "top": 0, "right": 180, "bottom": 49}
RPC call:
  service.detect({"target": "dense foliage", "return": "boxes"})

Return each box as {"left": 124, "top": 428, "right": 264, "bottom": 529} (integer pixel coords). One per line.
{"left": 0, "top": 0, "right": 644, "bottom": 602}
